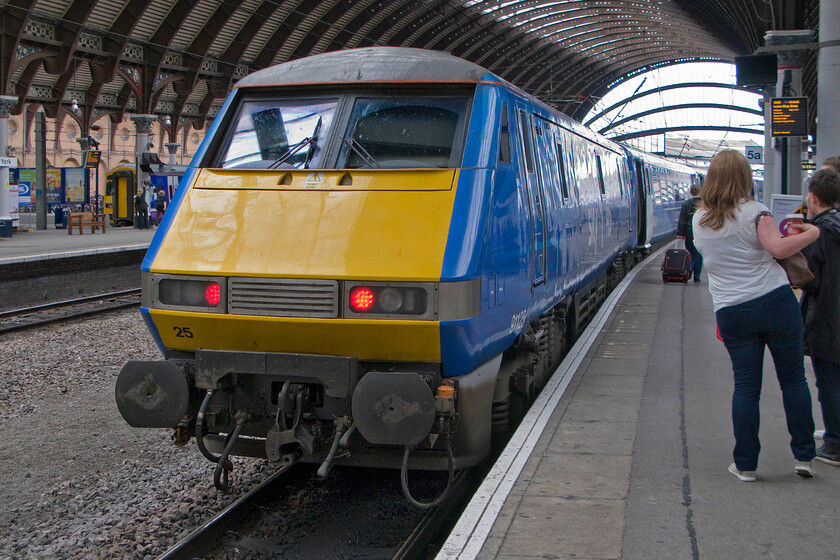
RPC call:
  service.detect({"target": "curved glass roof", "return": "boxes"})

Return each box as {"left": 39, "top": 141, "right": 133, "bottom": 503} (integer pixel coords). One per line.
{"left": 582, "top": 62, "right": 764, "bottom": 162}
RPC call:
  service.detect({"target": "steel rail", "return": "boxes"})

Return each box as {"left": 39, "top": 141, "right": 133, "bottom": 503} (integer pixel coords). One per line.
{"left": 0, "top": 289, "right": 142, "bottom": 334}
{"left": 155, "top": 464, "right": 297, "bottom": 560}
{"left": 0, "top": 289, "right": 142, "bottom": 319}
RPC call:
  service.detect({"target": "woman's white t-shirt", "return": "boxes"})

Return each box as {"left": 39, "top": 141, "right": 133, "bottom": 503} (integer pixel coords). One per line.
{"left": 692, "top": 199, "right": 789, "bottom": 312}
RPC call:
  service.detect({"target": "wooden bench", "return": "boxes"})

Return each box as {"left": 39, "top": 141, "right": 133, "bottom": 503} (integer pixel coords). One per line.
{"left": 68, "top": 212, "right": 107, "bottom": 235}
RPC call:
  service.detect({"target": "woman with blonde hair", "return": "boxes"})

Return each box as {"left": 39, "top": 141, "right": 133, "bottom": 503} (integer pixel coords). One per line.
{"left": 693, "top": 149, "right": 820, "bottom": 482}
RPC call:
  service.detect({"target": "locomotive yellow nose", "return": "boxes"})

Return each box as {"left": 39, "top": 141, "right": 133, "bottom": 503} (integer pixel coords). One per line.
{"left": 146, "top": 168, "right": 461, "bottom": 362}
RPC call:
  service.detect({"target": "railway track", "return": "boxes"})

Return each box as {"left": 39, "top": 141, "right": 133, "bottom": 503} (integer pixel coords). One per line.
{"left": 156, "top": 461, "right": 485, "bottom": 560}
{"left": 0, "top": 289, "right": 141, "bottom": 334}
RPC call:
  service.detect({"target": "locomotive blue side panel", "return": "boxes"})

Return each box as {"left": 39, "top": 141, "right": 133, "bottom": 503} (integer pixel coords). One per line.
{"left": 440, "top": 83, "right": 529, "bottom": 376}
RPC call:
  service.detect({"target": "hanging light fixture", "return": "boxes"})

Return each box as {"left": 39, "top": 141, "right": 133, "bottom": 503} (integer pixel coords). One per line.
{"left": 164, "top": 115, "right": 171, "bottom": 126}
{"left": 70, "top": 58, "right": 79, "bottom": 115}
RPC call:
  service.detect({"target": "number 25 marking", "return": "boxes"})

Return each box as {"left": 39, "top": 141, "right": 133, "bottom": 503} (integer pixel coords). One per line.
{"left": 174, "top": 326, "right": 194, "bottom": 338}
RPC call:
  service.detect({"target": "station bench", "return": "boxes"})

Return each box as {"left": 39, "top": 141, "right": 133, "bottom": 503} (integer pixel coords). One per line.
{"left": 68, "top": 212, "right": 107, "bottom": 235}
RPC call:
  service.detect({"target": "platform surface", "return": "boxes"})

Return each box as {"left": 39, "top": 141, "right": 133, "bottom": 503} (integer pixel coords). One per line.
{"left": 0, "top": 218, "right": 156, "bottom": 263}
{"left": 439, "top": 248, "right": 838, "bottom": 560}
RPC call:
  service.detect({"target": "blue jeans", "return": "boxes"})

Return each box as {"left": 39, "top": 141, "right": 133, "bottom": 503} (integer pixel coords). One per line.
{"left": 716, "top": 286, "right": 816, "bottom": 471}
{"left": 812, "top": 357, "right": 840, "bottom": 448}
{"left": 686, "top": 240, "right": 703, "bottom": 280}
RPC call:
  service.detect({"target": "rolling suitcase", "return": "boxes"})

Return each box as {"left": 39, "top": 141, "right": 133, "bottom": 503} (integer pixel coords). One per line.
{"left": 662, "top": 247, "right": 691, "bottom": 283}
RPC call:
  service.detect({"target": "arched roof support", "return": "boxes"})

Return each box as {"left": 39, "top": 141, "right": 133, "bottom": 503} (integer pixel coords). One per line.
{"left": 597, "top": 102, "right": 763, "bottom": 136}
{"left": 584, "top": 82, "right": 754, "bottom": 126}
{"left": 610, "top": 125, "right": 764, "bottom": 143}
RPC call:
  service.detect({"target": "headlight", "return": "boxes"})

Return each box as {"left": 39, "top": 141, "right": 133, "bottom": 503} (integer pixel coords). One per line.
{"left": 345, "top": 283, "right": 435, "bottom": 319}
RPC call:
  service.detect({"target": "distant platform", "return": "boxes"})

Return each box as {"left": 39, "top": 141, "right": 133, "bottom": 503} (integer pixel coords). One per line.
{"left": 0, "top": 219, "right": 156, "bottom": 264}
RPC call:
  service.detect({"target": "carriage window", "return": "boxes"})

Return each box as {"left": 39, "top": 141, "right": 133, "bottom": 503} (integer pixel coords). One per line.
{"left": 337, "top": 97, "right": 467, "bottom": 169}
{"left": 220, "top": 99, "right": 338, "bottom": 169}
{"left": 595, "top": 154, "right": 606, "bottom": 196}
{"left": 556, "top": 142, "right": 569, "bottom": 199}
{"left": 517, "top": 109, "right": 534, "bottom": 173}
{"left": 499, "top": 104, "right": 511, "bottom": 164}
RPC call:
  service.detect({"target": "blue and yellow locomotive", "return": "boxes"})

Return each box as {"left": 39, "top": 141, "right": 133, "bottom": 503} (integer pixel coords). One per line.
{"left": 116, "top": 48, "right": 697, "bottom": 502}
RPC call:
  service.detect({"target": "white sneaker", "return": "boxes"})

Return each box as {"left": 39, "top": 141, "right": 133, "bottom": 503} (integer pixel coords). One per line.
{"left": 794, "top": 460, "right": 815, "bottom": 478}
{"left": 728, "top": 463, "right": 756, "bottom": 482}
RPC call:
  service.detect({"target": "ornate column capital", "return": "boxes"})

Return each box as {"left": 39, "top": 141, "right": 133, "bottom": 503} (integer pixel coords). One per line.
{"left": 764, "top": 30, "right": 814, "bottom": 68}
{"left": 0, "top": 96, "right": 19, "bottom": 117}
{"left": 129, "top": 114, "right": 157, "bottom": 134}
{"left": 165, "top": 142, "right": 180, "bottom": 154}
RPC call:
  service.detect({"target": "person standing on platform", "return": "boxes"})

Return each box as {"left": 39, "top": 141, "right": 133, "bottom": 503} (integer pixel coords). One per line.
{"left": 799, "top": 169, "right": 840, "bottom": 466}
{"left": 677, "top": 184, "right": 703, "bottom": 282}
{"left": 820, "top": 156, "right": 840, "bottom": 174}
{"left": 134, "top": 189, "right": 149, "bottom": 229}
{"left": 692, "top": 149, "right": 820, "bottom": 482}
{"left": 154, "top": 189, "right": 167, "bottom": 227}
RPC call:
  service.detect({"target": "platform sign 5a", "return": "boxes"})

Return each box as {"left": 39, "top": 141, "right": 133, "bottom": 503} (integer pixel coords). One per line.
{"left": 84, "top": 150, "right": 102, "bottom": 169}
{"left": 745, "top": 146, "right": 763, "bottom": 164}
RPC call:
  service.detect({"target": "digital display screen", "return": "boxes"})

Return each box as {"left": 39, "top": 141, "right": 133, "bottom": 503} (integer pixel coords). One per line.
{"left": 771, "top": 97, "right": 808, "bottom": 136}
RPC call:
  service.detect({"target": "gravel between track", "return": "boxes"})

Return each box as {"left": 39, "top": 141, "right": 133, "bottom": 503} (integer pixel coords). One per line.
{"left": 0, "top": 309, "right": 268, "bottom": 560}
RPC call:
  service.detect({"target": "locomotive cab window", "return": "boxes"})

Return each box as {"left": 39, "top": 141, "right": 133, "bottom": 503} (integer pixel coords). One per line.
{"left": 337, "top": 96, "right": 468, "bottom": 169}
{"left": 219, "top": 98, "right": 338, "bottom": 169}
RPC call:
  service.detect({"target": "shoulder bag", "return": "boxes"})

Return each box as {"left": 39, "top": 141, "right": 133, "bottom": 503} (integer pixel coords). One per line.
{"left": 754, "top": 210, "right": 814, "bottom": 289}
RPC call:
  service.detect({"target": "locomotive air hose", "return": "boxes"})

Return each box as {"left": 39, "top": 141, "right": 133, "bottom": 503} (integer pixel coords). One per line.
{"left": 214, "top": 420, "right": 244, "bottom": 492}
{"left": 400, "top": 435, "right": 455, "bottom": 509}
{"left": 317, "top": 422, "right": 348, "bottom": 478}
{"left": 195, "top": 390, "right": 232, "bottom": 469}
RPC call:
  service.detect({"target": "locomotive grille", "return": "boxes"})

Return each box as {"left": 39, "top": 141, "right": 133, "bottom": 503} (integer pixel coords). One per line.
{"left": 228, "top": 278, "right": 339, "bottom": 318}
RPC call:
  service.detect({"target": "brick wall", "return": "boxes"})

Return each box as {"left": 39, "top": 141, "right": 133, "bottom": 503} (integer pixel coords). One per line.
{"left": 0, "top": 249, "right": 146, "bottom": 311}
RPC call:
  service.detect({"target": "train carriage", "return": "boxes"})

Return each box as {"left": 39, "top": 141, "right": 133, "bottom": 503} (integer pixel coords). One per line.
{"left": 116, "top": 47, "right": 681, "bottom": 504}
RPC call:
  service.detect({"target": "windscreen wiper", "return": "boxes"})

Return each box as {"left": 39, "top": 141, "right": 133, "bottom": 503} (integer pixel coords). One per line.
{"left": 270, "top": 116, "right": 323, "bottom": 169}
{"left": 341, "top": 137, "right": 381, "bottom": 169}
{"left": 302, "top": 117, "right": 322, "bottom": 169}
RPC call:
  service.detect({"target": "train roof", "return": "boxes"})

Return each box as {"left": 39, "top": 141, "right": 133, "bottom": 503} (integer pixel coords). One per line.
{"left": 624, "top": 146, "right": 698, "bottom": 175}
{"left": 236, "top": 47, "right": 494, "bottom": 89}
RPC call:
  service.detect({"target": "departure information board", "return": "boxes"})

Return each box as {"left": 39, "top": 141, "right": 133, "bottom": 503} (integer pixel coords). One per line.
{"left": 771, "top": 97, "right": 808, "bottom": 136}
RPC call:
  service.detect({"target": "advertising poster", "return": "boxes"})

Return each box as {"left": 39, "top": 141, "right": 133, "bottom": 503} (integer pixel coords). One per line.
{"left": 64, "top": 167, "right": 86, "bottom": 203}
{"left": 17, "top": 168, "right": 35, "bottom": 203}
{"left": 46, "top": 168, "right": 61, "bottom": 204}
{"left": 16, "top": 181, "right": 31, "bottom": 204}
{"left": 9, "top": 183, "right": 19, "bottom": 228}
{"left": 771, "top": 194, "right": 804, "bottom": 237}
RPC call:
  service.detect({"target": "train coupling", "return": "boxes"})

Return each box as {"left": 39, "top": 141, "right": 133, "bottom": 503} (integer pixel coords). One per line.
{"left": 265, "top": 381, "right": 318, "bottom": 464}
{"left": 115, "top": 360, "right": 191, "bottom": 428}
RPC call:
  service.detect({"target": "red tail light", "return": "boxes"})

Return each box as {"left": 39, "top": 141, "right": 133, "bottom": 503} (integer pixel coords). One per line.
{"left": 204, "top": 283, "right": 221, "bottom": 306}
{"left": 350, "top": 287, "right": 375, "bottom": 311}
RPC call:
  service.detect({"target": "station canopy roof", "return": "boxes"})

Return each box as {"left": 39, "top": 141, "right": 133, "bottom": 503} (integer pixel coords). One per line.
{"left": 0, "top": 0, "right": 819, "bottom": 135}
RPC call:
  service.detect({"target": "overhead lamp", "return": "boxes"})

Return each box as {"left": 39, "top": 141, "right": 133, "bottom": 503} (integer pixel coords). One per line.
{"left": 71, "top": 98, "right": 79, "bottom": 114}
{"left": 164, "top": 115, "right": 171, "bottom": 125}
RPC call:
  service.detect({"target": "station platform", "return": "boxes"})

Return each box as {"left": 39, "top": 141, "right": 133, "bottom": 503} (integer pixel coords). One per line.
{"left": 0, "top": 220, "right": 156, "bottom": 310}
{"left": 438, "top": 247, "right": 839, "bottom": 560}
{"left": 0, "top": 218, "right": 156, "bottom": 263}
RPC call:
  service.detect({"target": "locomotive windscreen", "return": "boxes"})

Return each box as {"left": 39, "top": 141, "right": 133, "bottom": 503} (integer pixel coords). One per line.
{"left": 337, "top": 97, "right": 468, "bottom": 169}
{"left": 220, "top": 98, "right": 338, "bottom": 169}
